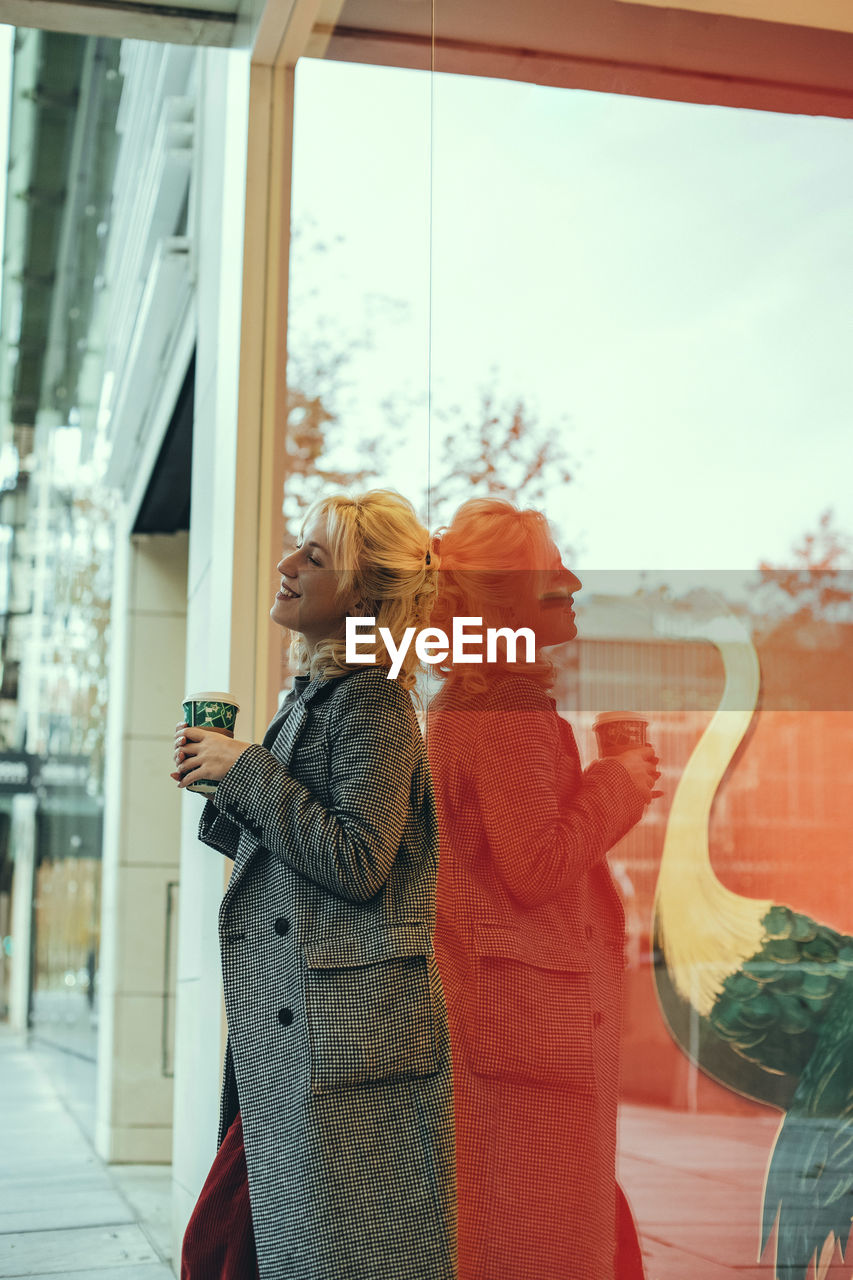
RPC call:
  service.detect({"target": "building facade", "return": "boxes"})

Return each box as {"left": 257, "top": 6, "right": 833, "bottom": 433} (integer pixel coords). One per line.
{"left": 0, "top": 1, "right": 851, "bottom": 1273}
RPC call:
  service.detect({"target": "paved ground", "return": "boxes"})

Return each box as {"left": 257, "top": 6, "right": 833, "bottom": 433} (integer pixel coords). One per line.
{"left": 620, "top": 1103, "right": 789, "bottom": 1278}
{"left": 1, "top": 1024, "right": 837, "bottom": 1279}
{"left": 0, "top": 1030, "right": 174, "bottom": 1280}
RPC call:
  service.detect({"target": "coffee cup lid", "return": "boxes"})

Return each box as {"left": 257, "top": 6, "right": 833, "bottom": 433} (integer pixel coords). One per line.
{"left": 593, "top": 710, "right": 646, "bottom": 727}
{"left": 183, "top": 691, "right": 240, "bottom": 707}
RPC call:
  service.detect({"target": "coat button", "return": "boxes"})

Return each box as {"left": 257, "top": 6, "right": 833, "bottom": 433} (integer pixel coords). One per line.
{"left": 593, "top": 1011, "right": 602, "bottom": 1028}
{"left": 274, "top": 917, "right": 290, "bottom": 936}
{"left": 585, "top": 925, "right": 594, "bottom": 941}
{"left": 278, "top": 1008, "right": 294, "bottom": 1026}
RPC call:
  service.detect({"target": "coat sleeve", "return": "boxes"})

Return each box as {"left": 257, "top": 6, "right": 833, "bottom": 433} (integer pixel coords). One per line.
{"left": 471, "top": 678, "right": 644, "bottom": 908}
{"left": 209, "top": 680, "right": 418, "bottom": 903}
{"left": 197, "top": 799, "right": 242, "bottom": 860}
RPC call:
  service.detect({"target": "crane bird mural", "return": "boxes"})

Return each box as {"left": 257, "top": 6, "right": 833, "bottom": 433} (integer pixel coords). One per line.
{"left": 653, "top": 616, "right": 853, "bottom": 1280}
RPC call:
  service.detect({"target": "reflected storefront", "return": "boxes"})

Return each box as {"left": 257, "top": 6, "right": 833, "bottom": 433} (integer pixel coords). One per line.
{"left": 31, "top": 757, "right": 103, "bottom": 1057}
{"left": 0, "top": 26, "right": 119, "bottom": 1063}
{"left": 0, "top": 756, "right": 26, "bottom": 1021}
{"left": 282, "top": 10, "right": 853, "bottom": 1278}
{"left": 0, "top": 748, "right": 102, "bottom": 1054}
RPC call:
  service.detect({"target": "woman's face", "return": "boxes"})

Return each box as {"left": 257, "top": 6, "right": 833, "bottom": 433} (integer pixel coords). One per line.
{"left": 272, "top": 516, "right": 356, "bottom": 652}
{"left": 525, "top": 540, "right": 582, "bottom": 648}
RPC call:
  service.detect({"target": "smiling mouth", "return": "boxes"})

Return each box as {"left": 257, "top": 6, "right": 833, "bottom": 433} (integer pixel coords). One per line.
{"left": 277, "top": 584, "right": 300, "bottom": 600}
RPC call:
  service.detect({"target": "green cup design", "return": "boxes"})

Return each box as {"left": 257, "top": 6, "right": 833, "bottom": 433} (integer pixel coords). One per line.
{"left": 182, "top": 691, "right": 240, "bottom": 797}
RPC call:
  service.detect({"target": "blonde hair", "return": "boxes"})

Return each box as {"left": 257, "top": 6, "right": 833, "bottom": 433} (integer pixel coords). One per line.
{"left": 289, "top": 489, "right": 438, "bottom": 700}
{"left": 429, "top": 497, "right": 557, "bottom": 694}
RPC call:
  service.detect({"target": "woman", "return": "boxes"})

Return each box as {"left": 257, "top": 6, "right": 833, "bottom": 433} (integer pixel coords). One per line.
{"left": 172, "top": 490, "right": 456, "bottom": 1280}
{"left": 426, "top": 498, "right": 657, "bottom": 1280}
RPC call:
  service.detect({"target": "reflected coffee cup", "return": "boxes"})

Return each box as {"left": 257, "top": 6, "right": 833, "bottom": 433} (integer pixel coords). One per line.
{"left": 593, "top": 710, "right": 648, "bottom": 757}
{"left": 181, "top": 692, "right": 240, "bottom": 797}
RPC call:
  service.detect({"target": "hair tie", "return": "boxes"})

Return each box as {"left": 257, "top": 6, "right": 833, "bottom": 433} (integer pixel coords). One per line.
{"left": 425, "top": 551, "right": 431, "bottom": 565}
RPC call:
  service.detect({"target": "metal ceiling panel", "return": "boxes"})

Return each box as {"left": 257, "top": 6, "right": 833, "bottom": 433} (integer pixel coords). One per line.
{"left": 0, "top": 0, "right": 240, "bottom": 46}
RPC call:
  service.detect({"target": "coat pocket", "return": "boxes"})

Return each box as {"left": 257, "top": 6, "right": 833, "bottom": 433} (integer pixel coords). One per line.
{"left": 468, "top": 925, "right": 597, "bottom": 1090}
{"left": 303, "top": 926, "right": 440, "bottom": 1094}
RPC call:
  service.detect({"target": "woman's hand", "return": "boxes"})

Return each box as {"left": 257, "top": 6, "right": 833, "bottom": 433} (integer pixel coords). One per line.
{"left": 170, "top": 721, "right": 253, "bottom": 790}
{"left": 615, "top": 744, "right": 662, "bottom": 804}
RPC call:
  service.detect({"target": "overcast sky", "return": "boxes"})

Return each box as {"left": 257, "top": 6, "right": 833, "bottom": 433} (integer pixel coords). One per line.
{"left": 290, "top": 58, "right": 853, "bottom": 574}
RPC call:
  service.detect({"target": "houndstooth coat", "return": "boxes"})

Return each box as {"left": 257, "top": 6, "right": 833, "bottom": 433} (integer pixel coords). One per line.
{"left": 196, "top": 665, "right": 456, "bottom": 1280}
{"left": 427, "top": 672, "right": 645, "bottom": 1280}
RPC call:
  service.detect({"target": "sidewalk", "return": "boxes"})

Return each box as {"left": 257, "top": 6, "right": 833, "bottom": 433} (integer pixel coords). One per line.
{"left": 0, "top": 1023, "right": 806, "bottom": 1279}
{"left": 0, "top": 1030, "right": 175, "bottom": 1280}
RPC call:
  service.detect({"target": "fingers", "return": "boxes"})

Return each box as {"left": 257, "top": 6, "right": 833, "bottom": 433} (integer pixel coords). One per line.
{"left": 171, "top": 760, "right": 201, "bottom": 788}
{"left": 171, "top": 740, "right": 201, "bottom": 774}
{"left": 173, "top": 734, "right": 202, "bottom": 767}
{"left": 175, "top": 727, "right": 206, "bottom": 745}
{"left": 171, "top": 723, "right": 203, "bottom": 785}
{"left": 176, "top": 761, "right": 203, "bottom": 789}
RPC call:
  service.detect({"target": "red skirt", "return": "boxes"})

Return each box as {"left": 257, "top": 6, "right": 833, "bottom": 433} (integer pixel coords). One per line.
{"left": 181, "top": 1112, "right": 261, "bottom": 1280}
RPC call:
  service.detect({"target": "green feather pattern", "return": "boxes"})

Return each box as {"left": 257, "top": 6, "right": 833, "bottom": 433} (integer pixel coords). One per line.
{"left": 707, "top": 905, "right": 853, "bottom": 1278}
{"left": 760, "top": 970, "right": 853, "bottom": 1277}
{"left": 709, "top": 906, "right": 853, "bottom": 1079}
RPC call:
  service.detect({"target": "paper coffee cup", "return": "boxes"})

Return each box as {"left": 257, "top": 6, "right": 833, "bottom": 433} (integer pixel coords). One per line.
{"left": 181, "top": 692, "right": 240, "bottom": 797}
{"left": 593, "top": 710, "right": 648, "bottom": 757}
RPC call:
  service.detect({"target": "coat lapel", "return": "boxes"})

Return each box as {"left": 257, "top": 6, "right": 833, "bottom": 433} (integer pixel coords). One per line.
{"left": 220, "top": 674, "right": 334, "bottom": 914}
{"left": 261, "top": 705, "right": 288, "bottom": 750}
{"left": 263, "top": 673, "right": 329, "bottom": 761}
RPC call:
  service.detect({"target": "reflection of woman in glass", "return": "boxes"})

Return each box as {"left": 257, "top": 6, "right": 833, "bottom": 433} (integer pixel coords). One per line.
{"left": 173, "top": 490, "right": 456, "bottom": 1280}
{"left": 427, "top": 499, "right": 658, "bottom": 1280}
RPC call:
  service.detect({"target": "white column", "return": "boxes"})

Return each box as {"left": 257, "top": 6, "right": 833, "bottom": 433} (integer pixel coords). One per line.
{"left": 170, "top": 44, "right": 255, "bottom": 1251}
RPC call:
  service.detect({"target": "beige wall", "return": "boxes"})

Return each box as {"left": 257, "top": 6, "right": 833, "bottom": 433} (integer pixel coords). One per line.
{"left": 95, "top": 532, "right": 188, "bottom": 1163}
